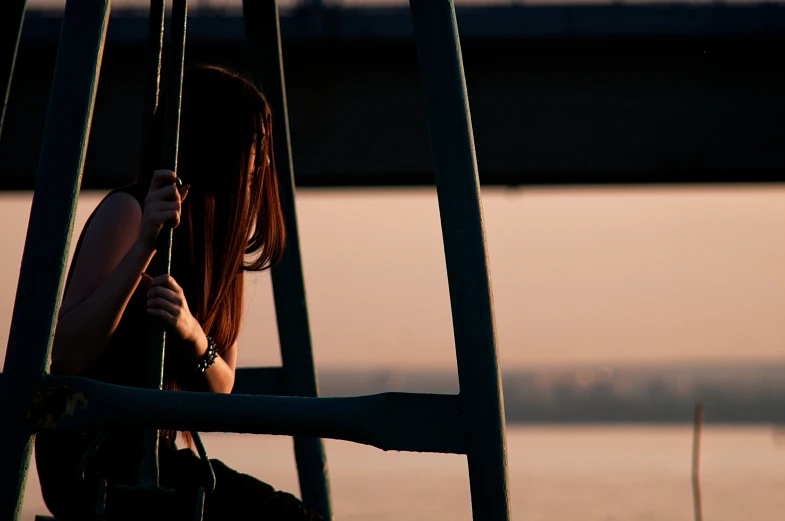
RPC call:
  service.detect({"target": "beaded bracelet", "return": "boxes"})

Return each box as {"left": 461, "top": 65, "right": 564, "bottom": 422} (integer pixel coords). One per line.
{"left": 195, "top": 336, "right": 218, "bottom": 373}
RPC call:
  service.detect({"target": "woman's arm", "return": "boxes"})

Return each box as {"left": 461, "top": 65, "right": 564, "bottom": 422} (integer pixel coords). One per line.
{"left": 51, "top": 193, "right": 152, "bottom": 375}
{"left": 189, "top": 336, "right": 237, "bottom": 394}
{"left": 52, "top": 170, "right": 185, "bottom": 375}
{"left": 146, "top": 274, "right": 237, "bottom": 394}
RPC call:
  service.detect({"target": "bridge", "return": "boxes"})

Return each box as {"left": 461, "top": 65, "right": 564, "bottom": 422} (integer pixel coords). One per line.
{"left": 2, "top": 3, "right": 784, "bottom": 189}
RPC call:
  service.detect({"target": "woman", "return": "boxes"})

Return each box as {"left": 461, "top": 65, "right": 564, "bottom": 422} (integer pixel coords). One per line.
{"left": 35, "top": 65, "right": 323, "bottom": 521}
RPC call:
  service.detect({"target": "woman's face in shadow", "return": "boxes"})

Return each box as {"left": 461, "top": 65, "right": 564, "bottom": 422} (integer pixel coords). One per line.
{"left": 248, "top": 144, "right": 257, "bottom": 182}
{"left": 245, "top": 135, "right": 270, "bottom": 240}
{"left": 246, "top": 133, "right": 270, "bottom": 190}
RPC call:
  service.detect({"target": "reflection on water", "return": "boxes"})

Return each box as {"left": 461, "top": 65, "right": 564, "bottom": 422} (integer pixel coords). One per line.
{"left": 23, "top": 426, "right": 785, "bottom": 520}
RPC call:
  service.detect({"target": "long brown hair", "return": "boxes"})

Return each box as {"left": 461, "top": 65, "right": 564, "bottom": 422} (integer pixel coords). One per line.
{"left": 140, "top": 65, "right": 286, "bottom": 445}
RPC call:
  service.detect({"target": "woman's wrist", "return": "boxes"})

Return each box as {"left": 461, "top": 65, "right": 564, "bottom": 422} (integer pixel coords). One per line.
{"left": 194, "top": 336, "right": 218, "bottom": 373}
{"left": 189, "top": 329, "right": 209, "bottom": 362}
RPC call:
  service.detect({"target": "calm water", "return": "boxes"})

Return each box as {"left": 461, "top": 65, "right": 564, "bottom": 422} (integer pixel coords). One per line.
{"left": 21, "top": 425, "right": 785, "bottom": 520}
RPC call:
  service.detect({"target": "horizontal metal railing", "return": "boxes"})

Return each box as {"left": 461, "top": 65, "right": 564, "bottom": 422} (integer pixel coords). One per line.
{"left": 29, "top": 374, "right": 467, "bottom": 455}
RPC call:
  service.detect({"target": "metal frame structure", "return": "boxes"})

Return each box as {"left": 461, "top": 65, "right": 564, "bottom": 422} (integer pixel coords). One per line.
{"left": 0, "top": 1, "right": 111, "bottom": 518}
{"left": 0, "top": 1, "right": 510, "bottom": 520}
{"left": 241, "top": 1, "right": 333, "bottom": 516}
{"left": 0, "top": 0, "right": 27, "bottom": 141}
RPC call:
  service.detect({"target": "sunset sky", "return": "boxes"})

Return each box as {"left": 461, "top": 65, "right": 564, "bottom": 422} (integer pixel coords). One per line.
{"left": 2, "top": 186, "right": 785, "bottom": 371}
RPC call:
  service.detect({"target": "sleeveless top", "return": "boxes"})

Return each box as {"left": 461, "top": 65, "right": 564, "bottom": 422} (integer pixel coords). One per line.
{"left": 68, "top": 183, "right": 153, "bottom": 388}
{"left": 35, "top": 183, "right": 171, "bottom": 501}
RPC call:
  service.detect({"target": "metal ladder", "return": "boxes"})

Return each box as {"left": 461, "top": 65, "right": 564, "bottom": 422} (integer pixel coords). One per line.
{"left": 0, "top": 1, "right": 510, "bottom": 520}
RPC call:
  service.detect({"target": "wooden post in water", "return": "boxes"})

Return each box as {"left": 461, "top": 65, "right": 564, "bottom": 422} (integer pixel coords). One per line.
{"left": 692, "top": 401, "right": 704, "bottom": 521}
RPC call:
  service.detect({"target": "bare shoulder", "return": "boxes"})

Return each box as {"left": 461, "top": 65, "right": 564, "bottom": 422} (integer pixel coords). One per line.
{"left": 89, "top": 191, "right": 143, "bottom": 234}
{"left": 59, "top": 192, "right": 143, "bottom": 316}
{"left": 78, "top": 190, "right": 143, "bottom": 268}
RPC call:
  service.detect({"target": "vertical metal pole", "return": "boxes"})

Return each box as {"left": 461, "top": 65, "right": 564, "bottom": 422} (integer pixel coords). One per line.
{"left": 241, "top": 1, "right": 333, "bottom": 519}
{"left": 0, "top": 0, "right": 27, "bottom": 139}
{"left": 138, "top": 0, "right": 166, "bottom": 175}
{"left": 408, "top": 2, "right": 511, "bottom": 521}
{"left": 0, "top": 1, "right": 110, "bottom": 519}
{"left": 139, "top": 0, "right": 187, "bottom": 488}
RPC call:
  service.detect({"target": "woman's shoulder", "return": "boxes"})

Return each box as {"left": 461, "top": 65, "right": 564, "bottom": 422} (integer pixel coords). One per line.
{"left": 111, "top": 182, "right": 147, "bottom": 204}
{"left": 76, "top": 187, "right": 144, "bottom": 255}
{"left": 92, "top": 190, "right": 143, "bottom": 229}
{"left": 104, "top": 183, "right": 146, "bottom": 210}
{"left": 94, "top": 183, "right": 146, "bottom": 221}
{"left": 60, "top": 186, "right": 147, "bottom": 307}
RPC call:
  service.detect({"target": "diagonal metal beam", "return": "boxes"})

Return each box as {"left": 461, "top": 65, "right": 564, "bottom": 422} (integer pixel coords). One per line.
{"left": 241, "top": 1, "right": 332, "bottom": 518}
{"left": 0, "top": 0, "right": 27, "bottom": 140}
{"left": 0, "top": 1, "right": 110, "bottom": 519}
{"left": 408, "top": 1, "right": 511, "bottom": 520}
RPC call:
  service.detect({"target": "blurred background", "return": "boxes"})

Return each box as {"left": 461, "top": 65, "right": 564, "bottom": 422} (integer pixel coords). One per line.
{"left": 2, "top": 0, "right": 785, "bottom": 519}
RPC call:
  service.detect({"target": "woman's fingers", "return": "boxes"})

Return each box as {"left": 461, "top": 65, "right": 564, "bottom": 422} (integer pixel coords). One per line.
{"left": 149, "top": 183, "right": 181, "bottom": 203}
{"left": 149, "top": 273, "right": 183, "bottom": 293}
{"left": 141, "top": 171, "right": 185, "bottom": 249}
{"left": 149, "top": 209, "right": 180, "bottom": 228}
{"left": 163, "top": 209, "right": 181, "bottom": 227}
{"left": 147, "top": 201, "right": 181, "bottom": 226}
{"left": 147, "top": 297, "right": 180, "bottom": 317}
{"left": 147, "top": 285, "right": 182, "bottom": 305}
{"left": 146, "top": 307, "right": 176, "bottom": 327}
{"left": 147, "top": 200, "right": 181, "bottom": 213}
{"left": 146, "top": 276, "right": 195, "bottom": 341}
{"left": 150, "top": 169, "right": 177, "bottom": 191}
{"left": 178, "top": 184, "right": 190, "bottom": 203}
{"left": 144, "top": 186, "right": 182, "bottom": 228}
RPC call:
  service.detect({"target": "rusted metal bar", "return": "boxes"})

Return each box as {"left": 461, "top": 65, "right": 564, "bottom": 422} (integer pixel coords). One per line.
{"left": 29, "top": 376, "right": 467, "bottom": 455}
{"left": 0, "top": 0, "right": 27, "bottom": 139}
{"left": 408, "top": 1, "right": 511, "bottom": 520}
{"left": 137, "top": 0, "right": 166, "bottom": 173}
{"left": 0, "top": 1, "right": 110, "bottom": 519}
{"left": 241, "top": 1, "right": 332, "bottom": 518}
{"left": 144, "top": 0, "right": 187, "bottom": 395}
{"left": 139, "top": 0, "right": 188, "bottom": 490}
